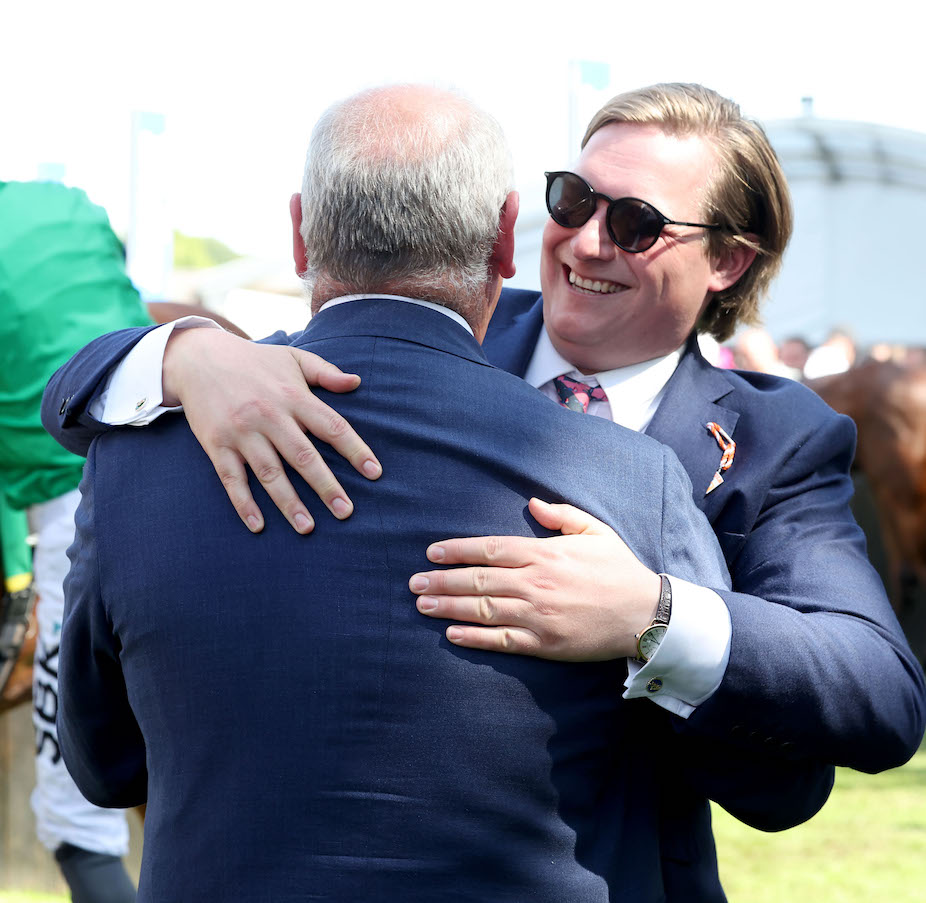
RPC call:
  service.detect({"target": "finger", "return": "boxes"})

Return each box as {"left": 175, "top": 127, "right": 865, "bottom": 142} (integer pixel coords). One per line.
{"left": 251, "top": 419, "right": 358, "bottom": 521}
{"left": 207, "top": 447, "right": 273, "bottom": 534}
{"left": 294, "top": 392, "right": 382, "bottom": 482}
{"left": 409, "top": 566, "right": 526, "bottom": 599}
{"left": 295, "top": 349, "right": 362, "bottom": 393}
{"left": 414, "top": 593, "right": 526, "bottom": 626}
{"left": 444, "top": 625, "right": 542, "bottom": 657}
{"left": 528, "top": 497, "right": 613, "bottom": 537}
{"left": 423, "top": 534, "right": 537, "bottom": 567}
{"left": 240, "top": 432, "right": 351, "bottom": 527}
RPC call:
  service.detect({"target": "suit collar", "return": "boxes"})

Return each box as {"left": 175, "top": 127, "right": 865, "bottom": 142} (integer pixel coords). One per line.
{"left": 645, "top": 335, "right": 740, "bottom": 507}
{"left": 317, "top": 293, "right": 474, "bottom": 336}
{"left": 291, "top": 296, "right": 491, "bottom": 368}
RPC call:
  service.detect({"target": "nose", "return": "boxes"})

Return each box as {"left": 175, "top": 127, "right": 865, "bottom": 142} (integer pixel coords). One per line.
{"left": 570, "top": 205, "right": 616, "bottom": 262}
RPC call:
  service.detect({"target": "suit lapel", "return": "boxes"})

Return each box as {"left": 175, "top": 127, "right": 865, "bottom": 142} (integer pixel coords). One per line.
{"left": 485, "top": 294, "right": 744, "bottom": 513}
{"left": 645, "top": 337, "right": 740, "bottom": 513}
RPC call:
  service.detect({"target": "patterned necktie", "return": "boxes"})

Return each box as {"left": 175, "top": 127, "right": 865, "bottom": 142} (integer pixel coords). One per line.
{"left": 553, "top": 375, "right": 607, "bottom": 413}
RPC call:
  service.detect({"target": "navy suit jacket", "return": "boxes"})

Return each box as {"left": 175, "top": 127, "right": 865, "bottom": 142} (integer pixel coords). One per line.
{"left": 44, "top": 293, "right": 917, "bottom": 900}
{"left": 482, "top": 289, "right": 925, "bottom": 772}
{"left": 58, "top": 298, "right": 775, "bottom": 903}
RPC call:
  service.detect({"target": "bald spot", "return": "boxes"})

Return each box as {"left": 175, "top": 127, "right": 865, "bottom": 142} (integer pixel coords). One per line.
{"left": 334, "top": 85, "right": 475, "bottom": 164}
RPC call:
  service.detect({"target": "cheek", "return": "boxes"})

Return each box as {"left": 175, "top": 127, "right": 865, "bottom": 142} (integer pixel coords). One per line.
{"left": 540, "top": 223, "right": 568, "bottom": 291}
{"left": 541, "top": 219, "right": 572, "bottom": 259}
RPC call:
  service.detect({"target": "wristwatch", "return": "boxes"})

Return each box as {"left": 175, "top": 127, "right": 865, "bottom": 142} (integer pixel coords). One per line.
{"left": 634, "top": 574, "right": 672, "bottom": 663}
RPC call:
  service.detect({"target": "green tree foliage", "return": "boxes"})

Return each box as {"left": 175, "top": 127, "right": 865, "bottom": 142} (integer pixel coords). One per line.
{"left": 173, "top": 231, "right": 240, "bottom": 270}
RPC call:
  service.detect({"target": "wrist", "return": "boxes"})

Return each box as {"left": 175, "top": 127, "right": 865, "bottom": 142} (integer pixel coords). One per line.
{"left": 162, "top": 323, "right": 224, "bottom": 407}
{"left": 634, "top": 573, "right": 672, "bottom": 663}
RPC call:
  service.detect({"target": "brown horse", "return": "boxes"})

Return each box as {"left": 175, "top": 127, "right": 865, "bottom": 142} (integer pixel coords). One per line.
{"left": 810, "top": 359, "right": 926, "bottom": 626}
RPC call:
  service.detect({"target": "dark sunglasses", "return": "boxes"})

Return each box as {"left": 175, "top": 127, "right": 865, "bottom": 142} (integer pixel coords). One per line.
{"left": 544, "top": 170, "right": 721, "bottom": 253}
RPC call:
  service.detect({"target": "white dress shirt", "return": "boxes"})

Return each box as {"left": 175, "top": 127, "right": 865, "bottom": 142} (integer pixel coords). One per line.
{"left": 93, "top": 300, "right": 731, "bottom": 717}
{"left": 523, "top": 328, "right": 732, "bottom": 718}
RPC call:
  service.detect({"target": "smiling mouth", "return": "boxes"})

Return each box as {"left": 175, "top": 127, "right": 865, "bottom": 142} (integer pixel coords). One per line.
{"left": 567, "top": 268, "right": 624, "bottom": 295}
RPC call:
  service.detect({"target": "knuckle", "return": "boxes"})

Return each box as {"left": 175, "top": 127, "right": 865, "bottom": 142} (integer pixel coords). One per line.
{"left": 280, "top": 382, "right": 309, "bottom": 404}
{"left": 484, "top": 536, "right": 506, "bottom": 560}
{"left": 229, "top": 398, "right": 276, "bottom": 431}
{"left": 499, "top": 628, "right": 530, "bottom": 654}
{"left": 324, "top": 411, "right": 350, "bottom": 441}
{"left": 280, "top": 499, "right": 304, "bottom": 520}
{"left": 313, "top": 482, "right": 341, "bottom": 503}
{"left": 477, "top": 595, "right": 495, "bottom": 623}
{"left": 217, "top": 469, "right": 243, "bottom": 491}
{"left": 254, "top": 461, "right": 285, "bottom": 484}
{"left": 528, "top": 571, "right": 558, "bottom": 593}
{"left": 472, "top": 567, "right": 490, "bottom": 594}
{"left": 292, "top": 444, "right": 321, "bottom": 470}
{"left": 532, "top": 601, "right": 559, "bottom": 620}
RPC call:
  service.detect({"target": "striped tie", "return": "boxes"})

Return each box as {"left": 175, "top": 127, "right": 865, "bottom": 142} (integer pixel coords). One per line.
{"left": 553, "top": 375, "right": 607, "bottom": 413}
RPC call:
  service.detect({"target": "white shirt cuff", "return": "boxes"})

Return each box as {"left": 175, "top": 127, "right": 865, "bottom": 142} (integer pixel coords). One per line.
{"left": 90, "top": 317, "right": 222, "bottom": 425}
{"left": 622, "top": 576, "right": 732, "bottom": 718}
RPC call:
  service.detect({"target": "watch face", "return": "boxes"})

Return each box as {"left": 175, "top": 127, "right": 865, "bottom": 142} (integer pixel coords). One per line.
{"left": 638, "top": 625, "right": 668, "bottom": 661}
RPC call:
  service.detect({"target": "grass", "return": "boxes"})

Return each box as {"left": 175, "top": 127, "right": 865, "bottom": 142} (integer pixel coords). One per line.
{"left": 713, "top": 744, "right": 926, "bottom": 901}
{"left": 0, "top": 895, "right": 67, "bottom": 903}
{"left": 2, "top": 747, "right": 923, "bottom": 902}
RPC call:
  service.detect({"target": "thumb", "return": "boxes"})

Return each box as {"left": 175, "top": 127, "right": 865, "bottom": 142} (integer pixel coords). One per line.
{"left": 294, "top": 349, "right": 362, "bottom": 393}
{"left": 528, "top": 498, "right": 613, "bottom": 537}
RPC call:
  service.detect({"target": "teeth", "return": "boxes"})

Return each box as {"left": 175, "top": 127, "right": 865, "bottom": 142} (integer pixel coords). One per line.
{"left": 568, "top": 270, "right": 621, "bottom": 294}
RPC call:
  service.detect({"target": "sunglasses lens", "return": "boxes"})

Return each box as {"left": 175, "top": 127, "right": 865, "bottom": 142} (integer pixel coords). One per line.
{"left": 547, "top": 173, "right": 596, "bottom": 228}
{"left": 609, "top": 199, "right": 663, "bottom": 252}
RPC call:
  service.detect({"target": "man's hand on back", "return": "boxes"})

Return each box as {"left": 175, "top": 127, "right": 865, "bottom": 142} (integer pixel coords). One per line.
{"left": 409, "top": 498, "right": 661, "bottom": 661}
{"left": 162, "top": 328, "right": 382, "bottom": 534}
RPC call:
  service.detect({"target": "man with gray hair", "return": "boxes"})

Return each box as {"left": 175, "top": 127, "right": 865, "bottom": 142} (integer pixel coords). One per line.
{"left": 54, "top": 85, "right": 829, "bottom": 901}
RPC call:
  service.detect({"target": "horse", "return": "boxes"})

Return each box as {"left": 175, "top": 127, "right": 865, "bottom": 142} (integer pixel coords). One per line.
{"left": 810, "top": 359, "right": 926, "bottom": 663}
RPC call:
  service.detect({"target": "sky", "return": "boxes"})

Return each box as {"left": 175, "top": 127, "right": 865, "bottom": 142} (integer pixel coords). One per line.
{"left": 4, "top": 1, "right": 923, "bottom": 264}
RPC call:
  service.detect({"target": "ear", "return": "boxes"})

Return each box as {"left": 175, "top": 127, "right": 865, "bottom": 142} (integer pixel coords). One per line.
{"left": 707, "top": 234, "right": 758, "bottom": 293}
{"left": 489, "top": 191, "right": 519, "bottom": 281}
{"left": 290, "top": 193, "right": 307, "bottom": 274}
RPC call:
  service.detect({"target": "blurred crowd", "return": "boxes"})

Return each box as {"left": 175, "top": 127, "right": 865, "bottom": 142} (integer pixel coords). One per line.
{"left": 701, "top": 327, "right": 926, "bottom": 382}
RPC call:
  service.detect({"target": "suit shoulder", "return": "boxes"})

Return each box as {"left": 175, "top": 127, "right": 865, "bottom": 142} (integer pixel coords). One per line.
{"left": 258, "top": 329, "right": 302, "bottom": 346}
{"left": 719, "top": 367, "right": 853, "bottom": 440}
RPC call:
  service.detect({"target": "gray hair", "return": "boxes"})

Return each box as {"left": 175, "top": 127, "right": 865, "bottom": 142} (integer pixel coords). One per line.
{"left": 300, "top": 85, "right": 513, "bottom": 317}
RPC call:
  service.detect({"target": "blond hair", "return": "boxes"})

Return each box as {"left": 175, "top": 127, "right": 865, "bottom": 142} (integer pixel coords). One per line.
{"left": 583, "top": 83, "right": 792, "bottom": 341}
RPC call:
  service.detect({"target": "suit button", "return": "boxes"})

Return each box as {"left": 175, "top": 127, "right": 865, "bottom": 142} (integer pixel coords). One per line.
{"left": 646, "top": 678, "right": 663, "bottom": 693}
{"left": 730, "top": 724, "right": 744, "bottom": 736}
{"left": 779, "top": 741, "right": 794, "bottom": 752}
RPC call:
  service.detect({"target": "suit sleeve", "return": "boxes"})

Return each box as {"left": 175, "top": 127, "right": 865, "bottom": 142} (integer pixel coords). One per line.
{"left": 682, "top": 409, "right": 926, "bottom": 773}
{"left": 651, "top": 448, "right": 836, "bottom": 831}
{"left": 41, "top": 326, "right": 295, "bottom": 458}
{"left": 656, "top": 447, "right": 730, "bottom": 590}
{"left": 57, "top": 444, "right": 148, "bottom": 808}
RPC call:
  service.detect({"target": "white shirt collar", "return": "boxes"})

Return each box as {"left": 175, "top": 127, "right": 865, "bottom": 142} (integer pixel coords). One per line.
{"left": 524, "top": 326, "right": 684, "bottom": 432}
{"left": 317, "top": 294, "right": 474, "bottom": 336}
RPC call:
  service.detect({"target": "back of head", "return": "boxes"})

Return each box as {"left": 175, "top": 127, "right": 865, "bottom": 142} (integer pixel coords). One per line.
{"left": 583, "top": 83, "right": 792, "bottom": 342}
{"left": 301, "top": 85, "right": 513, "bottom": 325}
